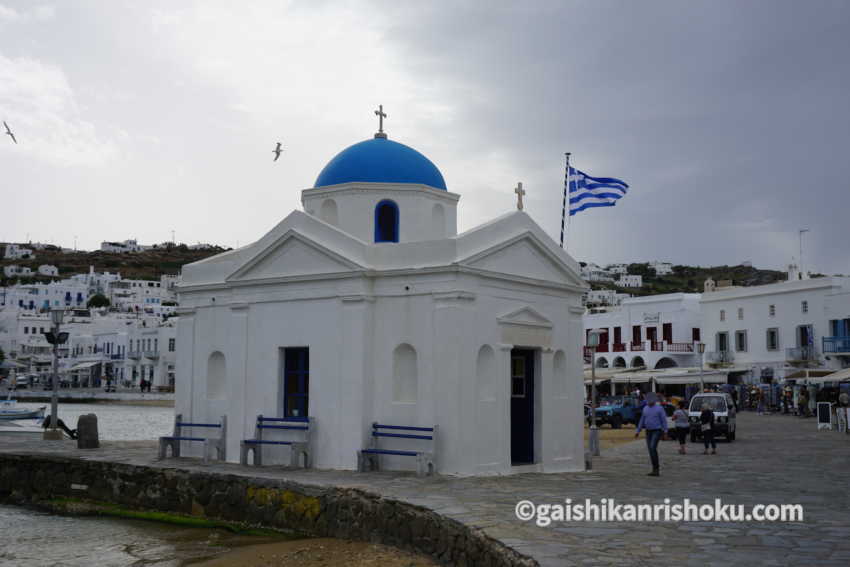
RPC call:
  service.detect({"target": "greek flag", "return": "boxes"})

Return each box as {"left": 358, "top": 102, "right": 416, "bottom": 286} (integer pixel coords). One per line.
{"left": 568, "top": 167, "right": 629, "bottom": 216}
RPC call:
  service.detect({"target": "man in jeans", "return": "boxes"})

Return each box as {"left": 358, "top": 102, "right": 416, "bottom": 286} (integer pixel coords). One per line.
{"left": 635, "top": 392, "right": 668, "bottom": 476}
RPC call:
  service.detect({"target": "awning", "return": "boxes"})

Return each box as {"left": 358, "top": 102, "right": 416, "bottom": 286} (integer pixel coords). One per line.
{"left": 68, "top": 361, "right": 100, "bottom": 371}
{"left": 802, "top": 368, "right": 850, "bottom": 385}
{"left": 584, "top": 377, "right": 611, "bottom": 385}
{"left": 612, "top": 368, "right": 729, "bottom": 385}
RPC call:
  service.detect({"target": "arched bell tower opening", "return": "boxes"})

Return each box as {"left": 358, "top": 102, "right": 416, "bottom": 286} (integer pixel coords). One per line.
{"left": 374, "top": 199, "right": 399, "bottom": 243}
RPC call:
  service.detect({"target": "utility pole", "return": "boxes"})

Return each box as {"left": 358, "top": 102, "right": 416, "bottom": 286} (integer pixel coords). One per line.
{"left": 799, "top": 229, "right": 809, "bottom": 278}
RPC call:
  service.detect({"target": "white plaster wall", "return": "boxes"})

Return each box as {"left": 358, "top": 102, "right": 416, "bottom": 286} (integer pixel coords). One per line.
{"left": 302, "top": 183, "right": 459, "bottom": 243}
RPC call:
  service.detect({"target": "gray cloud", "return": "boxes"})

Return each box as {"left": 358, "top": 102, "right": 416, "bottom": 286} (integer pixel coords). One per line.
{"left": 1, "top": 1, "right": 848, "bottom": 274}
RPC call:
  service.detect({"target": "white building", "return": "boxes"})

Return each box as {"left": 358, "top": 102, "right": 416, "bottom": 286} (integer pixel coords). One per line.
{"left": 617, "top": 274, "right": 643, "bottom": 288}
{"left": 583, "top": 289, "right": 630, "bottom": 307}
{"left": 176, "top": 128, "right": 588, "bottom": 475}
{"left": 606, "top": 263, "right": 628, "bottom": 275}
{"left": 188, "top": 243, "right": 217, "bottom": 250}
{"left": 3, "top": 265, "right": 32, "bottom": 278}
{"left": 583, "top": 293, "right": 703, "bottom": 371}
{"left": 3, "top": 244, "right": 34, "bottom": 260}
{"left": 38, "top": 265, "right": 59, "bottom": 277}
{"left": 700, "top": 271, "right": 850, "bottom": 382}
{"left": 101, "top": 239, "right": 146, "bottom": 253}
{"left": 581, "top": 263, "right": 615, "bottom": 283}
{"left": 649, "top": 261, "right": 673, "bottom": 276}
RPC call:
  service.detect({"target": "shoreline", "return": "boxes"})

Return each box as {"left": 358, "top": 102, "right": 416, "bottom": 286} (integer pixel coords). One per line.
{"left": 10, "top": 390, "right": 174, "bottom": 407}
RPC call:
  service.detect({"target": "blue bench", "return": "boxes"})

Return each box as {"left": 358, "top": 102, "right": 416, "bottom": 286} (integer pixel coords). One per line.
{"left": 358, "top": 422, "right": 437, "bottom": 476}
{"left": 158, "top": 414, "right": 227, "bottom": 464}
{"left": 240, "top": 415, "right": 312, "bottom": 467}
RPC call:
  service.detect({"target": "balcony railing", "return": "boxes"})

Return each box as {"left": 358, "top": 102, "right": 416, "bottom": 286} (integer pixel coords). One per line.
{"left": 612, "top": 343, "right": 627, "bottom": 352}
{"left": 706, "top": 351, "right": 734, "bottom": 364}
{"left": 144, "top": 351, "right": 159, "bottom": 359}
{"left": 786, "top": 346, "right": 817, "bottom": 362}
{"left": 583, "top": 347, "right": 592, "bottom": 363}
{"left": 822, "top": 336, "right": 850, "bottom": 354}
{"left": 630, "top": 342, "right": 645, "bottom": 352}
{"left": 650, "top": 341, "right": 664, "bottom": 352}
{"left": 128, "top": 351, "right": 142, "bottom": 359}
{"left": 110, "top": 353, "right": 124, "bottom": 360}
{"left": 666, "top": 342, "right": 695, "bottom": 352}
{"left": 595, "top": 344, "right": 609, "bottom": 353}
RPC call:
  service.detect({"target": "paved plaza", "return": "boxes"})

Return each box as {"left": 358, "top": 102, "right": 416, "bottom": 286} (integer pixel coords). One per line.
{"left": 1, "top": 411, "right": 848, "bottom": 566}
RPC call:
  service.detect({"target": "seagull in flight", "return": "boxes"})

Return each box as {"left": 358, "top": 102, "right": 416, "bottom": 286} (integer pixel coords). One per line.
{"left": 272, "top": 142, "right": 283, "bottom": 161}
{"left": 3, "top": 121, "right": 16, "bottom": 144}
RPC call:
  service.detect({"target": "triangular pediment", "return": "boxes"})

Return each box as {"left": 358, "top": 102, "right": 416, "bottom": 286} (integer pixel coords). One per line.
{"left": 498, "top": 306, "right": 553, "bottom": 328}
{"left": 461, "top": 232, "right": 584, "bottom": 287}
{"left": 227, "top": 230, "right": 362, "bottom": 282}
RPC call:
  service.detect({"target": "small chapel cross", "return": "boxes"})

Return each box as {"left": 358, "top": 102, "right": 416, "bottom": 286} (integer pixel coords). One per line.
{"left": 374, "top": 104, "right": 387, "bottom": 138}
{"left": 514, "top": 182, "right": 525, "bottom": 211}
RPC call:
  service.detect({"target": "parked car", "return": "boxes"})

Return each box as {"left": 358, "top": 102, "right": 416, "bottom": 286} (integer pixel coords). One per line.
{"left": 688, "top": 392, "right": 737, "bottom": 442}
{"left": 589, "top": 395, "right": 643, "bottom": 429}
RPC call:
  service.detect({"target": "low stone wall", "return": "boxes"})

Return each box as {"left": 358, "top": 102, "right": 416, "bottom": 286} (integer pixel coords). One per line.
{"left": 0, "top": 454, "right": 535, "bottom": 567}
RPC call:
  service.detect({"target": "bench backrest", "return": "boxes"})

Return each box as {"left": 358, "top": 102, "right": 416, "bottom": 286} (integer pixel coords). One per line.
{"left": 174, "top": 413, "right": 227, "bottom": 439}
{"left": 255, "top": 414, "right": 312, "bottom": 442}
{"left": 371, "top": 422, "right": 437, "bottom": 452}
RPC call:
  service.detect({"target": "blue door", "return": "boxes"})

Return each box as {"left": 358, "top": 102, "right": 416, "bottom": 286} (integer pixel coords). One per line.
{"left": 510, "top": 349, "right": 535, "bottom": 464}
{"left": 283, "top": 347, "right": 309, "bottom": 418}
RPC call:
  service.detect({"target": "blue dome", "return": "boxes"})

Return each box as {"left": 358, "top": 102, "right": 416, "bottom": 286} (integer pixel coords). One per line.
{"left": 314, "top": 137, "right": 447, "bottom": 190}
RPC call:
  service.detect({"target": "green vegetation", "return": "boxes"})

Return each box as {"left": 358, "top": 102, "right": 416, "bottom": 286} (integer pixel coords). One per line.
{"left": 591, "top": 262, "right": 791, "bottom": 296}
{"left": 86, "top": 293, "right": 111, "bottom": 308}
{"left": 0, "top": 244, "right": 227, "bottom": 286}
{"left": 47, "top": 498, "right": 294, "bottom": 538}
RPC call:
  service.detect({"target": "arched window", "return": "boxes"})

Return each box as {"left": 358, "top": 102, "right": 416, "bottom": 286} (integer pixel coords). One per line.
{"left": 374, "top": 200, "right": 399, "bottom": 243}
{"left": 207, "top": 351, "right": 226, "bottom": 400}
{"left": 476, "top": 345, "right": 496, "bottom": 402}
{"left": 392, "top": 343, "right": 417, "bottom": 402}
{"left": 431, "top": 203, "right": 445, "bottom": 237}
{"left": 553, "top": 350, "right": 568, "bottom": 397}
{"left": 319, "top": 199, "right": 338, "bottom": 226}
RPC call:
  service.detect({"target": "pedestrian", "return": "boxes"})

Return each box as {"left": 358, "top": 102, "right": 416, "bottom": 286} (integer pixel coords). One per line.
{"left": 634, "top": 392, "right": 668, "bottom": 476}
{"left": 798, "top": 387, "right": 809, "bottom": 417}
{"left": 700, "top": 403, "right": 717, "bottom": 455}
{"left": 672, "top": 400, "right": 689, "bottom": 454}
{"left": 756, "top": 388, "right": 765, "bottom": 415}
{"left": 730, "top": 388, "right": 739, "bottom": 412}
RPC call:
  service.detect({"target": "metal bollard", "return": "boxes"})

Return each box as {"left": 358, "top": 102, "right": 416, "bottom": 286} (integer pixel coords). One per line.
{"left": 77, "top": 413, "right": 100, "bottom": 449}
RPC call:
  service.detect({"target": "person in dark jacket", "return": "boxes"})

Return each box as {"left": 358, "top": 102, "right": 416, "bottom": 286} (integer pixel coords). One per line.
{"left": 700, "top": 403, "right": 716, "bottom": 455}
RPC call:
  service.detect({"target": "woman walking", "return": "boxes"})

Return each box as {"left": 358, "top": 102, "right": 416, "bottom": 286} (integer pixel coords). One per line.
{"left": 672, "top": 401, "right": 690, "bottom": 454}
{"left": 700, "top": 403, "right": 717, "bottom": 455}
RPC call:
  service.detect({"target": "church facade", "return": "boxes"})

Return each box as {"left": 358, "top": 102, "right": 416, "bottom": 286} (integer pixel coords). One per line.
{"left": 175, "top": 126, "right": 588, "bottom": 475}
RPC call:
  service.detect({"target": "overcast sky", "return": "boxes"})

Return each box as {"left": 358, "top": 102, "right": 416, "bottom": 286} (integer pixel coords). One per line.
{"left": 2, "top": 1, "right": 849, "bottom": 274}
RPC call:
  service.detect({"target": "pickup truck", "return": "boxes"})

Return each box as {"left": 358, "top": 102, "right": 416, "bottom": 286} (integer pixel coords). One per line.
{"left": 588, "top": 395, "right": 643, "bottom": 429}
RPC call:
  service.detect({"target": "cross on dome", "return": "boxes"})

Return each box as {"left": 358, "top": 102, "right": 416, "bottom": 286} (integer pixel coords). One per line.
{"left": 374, "top": 104, "right": 387, "bottom": 139}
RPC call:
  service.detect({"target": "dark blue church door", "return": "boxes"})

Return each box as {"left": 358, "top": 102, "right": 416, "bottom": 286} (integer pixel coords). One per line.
{"left": 510, "top": 349, "right": 535, "bottom": 464}
{"left": 283, "top": 347, "right": 309, "bottom": 418}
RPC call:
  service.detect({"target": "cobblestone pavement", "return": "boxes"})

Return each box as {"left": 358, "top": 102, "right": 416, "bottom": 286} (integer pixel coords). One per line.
{"left": 2, "top": 412, "right": 848, "bottom": 566}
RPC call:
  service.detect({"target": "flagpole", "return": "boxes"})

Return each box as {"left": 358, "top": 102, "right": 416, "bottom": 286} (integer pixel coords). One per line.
{"left": 560, "top": 152, "right": 571, "bottom": 249}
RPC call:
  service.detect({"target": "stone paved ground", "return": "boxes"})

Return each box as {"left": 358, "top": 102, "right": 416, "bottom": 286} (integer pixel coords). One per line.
{"left": 2, "top": 412, "right": 848, "bottom": 566}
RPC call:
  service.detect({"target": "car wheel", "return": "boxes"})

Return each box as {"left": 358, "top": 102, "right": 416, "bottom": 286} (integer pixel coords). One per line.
{"left": 611, "top": 415, "right": 623, "bottom": 429}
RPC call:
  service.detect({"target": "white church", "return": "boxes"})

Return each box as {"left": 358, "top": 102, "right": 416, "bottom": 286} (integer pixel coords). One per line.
{"left": 174, "top": 116, "right": 588, "bottom": 475}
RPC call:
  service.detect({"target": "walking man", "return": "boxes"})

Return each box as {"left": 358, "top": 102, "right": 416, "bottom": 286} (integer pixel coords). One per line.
{"left": 635, "top": 392, "right": 668, "bottom": 476}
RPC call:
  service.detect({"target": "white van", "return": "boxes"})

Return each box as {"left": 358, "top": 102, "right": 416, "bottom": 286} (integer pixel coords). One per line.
{"left": 688, "top": 392, "right": 737, "bottom": 442}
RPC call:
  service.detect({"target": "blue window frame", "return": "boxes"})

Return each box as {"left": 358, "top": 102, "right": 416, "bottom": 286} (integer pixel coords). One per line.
{"left": 283, "top": 347, "right": 309, "bottom": 418}
{"left": 374, "top": 200, "right": 399, "bottom": 243}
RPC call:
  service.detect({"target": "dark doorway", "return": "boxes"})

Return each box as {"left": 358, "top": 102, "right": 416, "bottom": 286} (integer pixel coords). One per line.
{"left": 283, "top": 347, "right": 309, "bottom": 418}
{"left": 647, "top": 327, "right": 658, "bottom": 342}
{"left": 632, "top": 325, "right": 642, "bottom": 345}
{"left": 510, "top": 348, "right": 535, "bottom": 465}
{"left": 692, "top": 328, "right": 701, "bottom": 342}
{"left": 662, "top": 323, "right": 672, "bottom": 343}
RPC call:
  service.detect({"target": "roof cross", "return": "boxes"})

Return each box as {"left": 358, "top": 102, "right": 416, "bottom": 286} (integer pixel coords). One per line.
{"left": 374, "top": 104, "right": 387, "bottom": 139}
{"left": 515, "top": 182, "right": 526, "bottom": 211}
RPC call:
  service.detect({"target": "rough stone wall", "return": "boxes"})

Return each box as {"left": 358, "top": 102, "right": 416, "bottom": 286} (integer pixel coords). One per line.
{"left": 0, "top": 454, "right": 536, "bottom": 567}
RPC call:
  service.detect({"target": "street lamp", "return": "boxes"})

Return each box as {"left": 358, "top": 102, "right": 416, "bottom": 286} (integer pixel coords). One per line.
{"left": 43, "top": 308, "right": 67, "bottom": 439}
{"left": 697, "top": 342, "right": 706, "bottom": 392}
{"left": 587, "top": 329, "right": 602, "bottom": 457}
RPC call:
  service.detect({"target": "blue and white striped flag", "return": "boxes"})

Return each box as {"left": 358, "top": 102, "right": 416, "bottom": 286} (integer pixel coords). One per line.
{"left": 567, "top": 167, "right": 629, "bottom": 216}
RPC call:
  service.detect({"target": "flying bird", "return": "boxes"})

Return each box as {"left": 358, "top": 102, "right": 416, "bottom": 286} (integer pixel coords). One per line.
{"left": 3, "top": 121, "right": 16, "bottom": 144}
{"left": 272, "top": 142, "right": 283, "bottom": 161}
